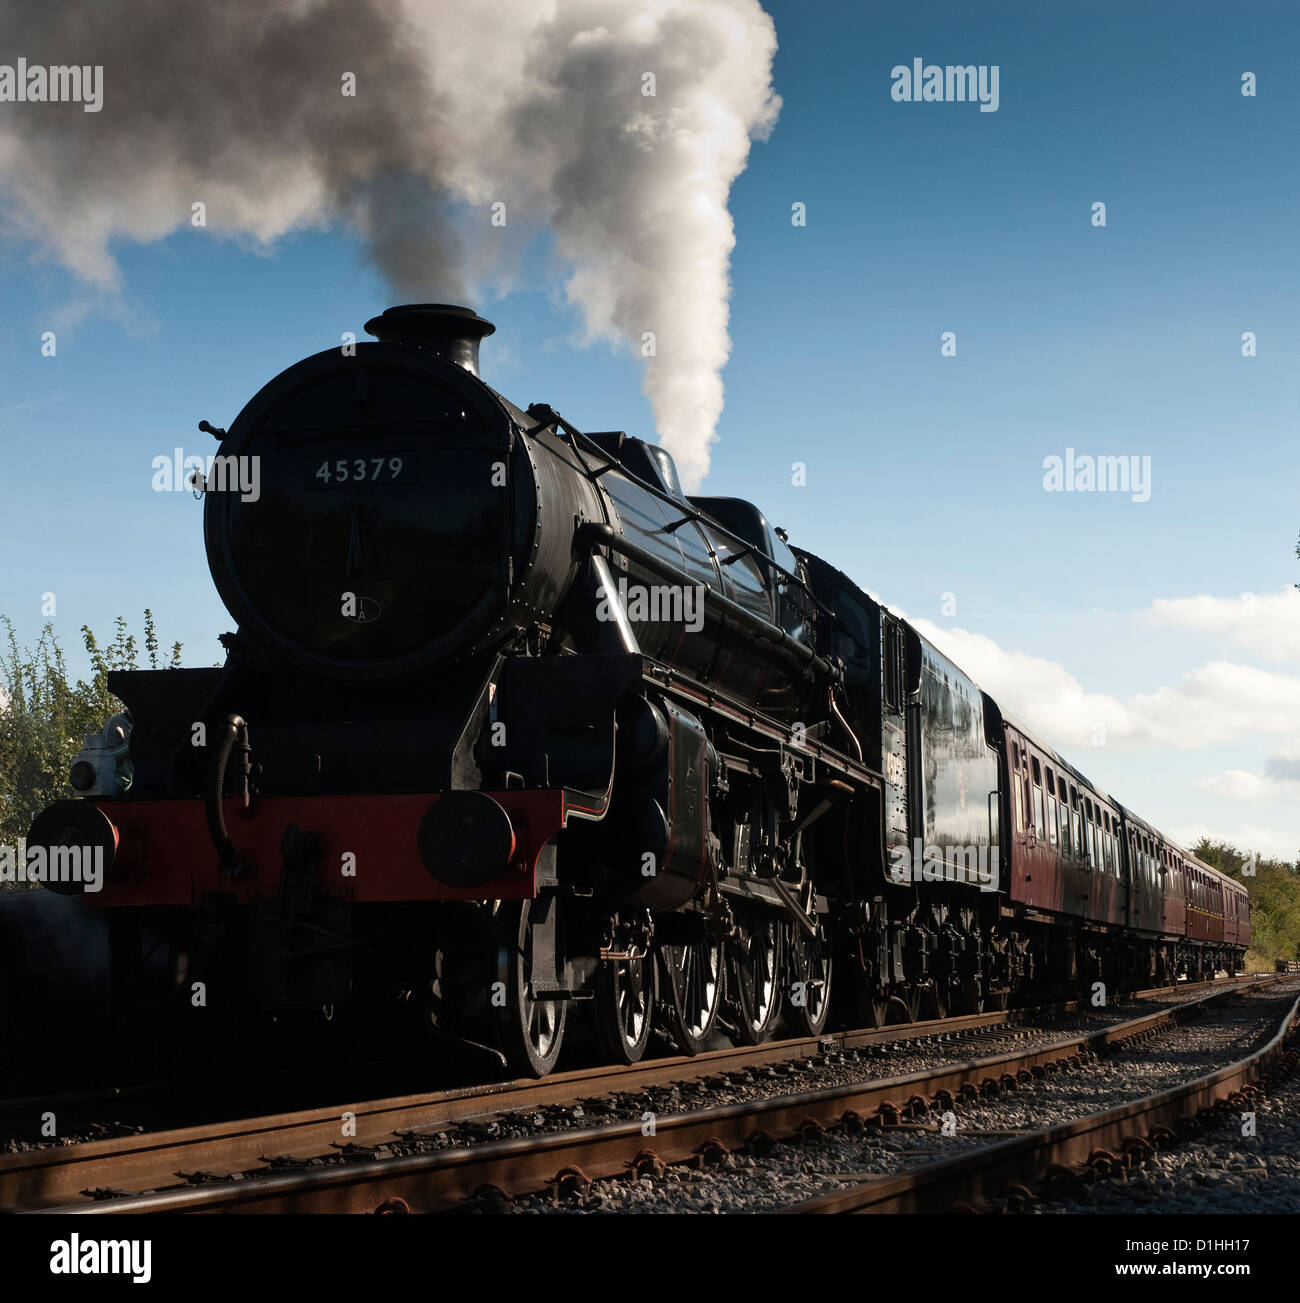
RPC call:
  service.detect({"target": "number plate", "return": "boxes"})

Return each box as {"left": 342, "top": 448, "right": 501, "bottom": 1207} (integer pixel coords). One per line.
{"left": 308, "top": 454, "right": 418, "bottom": 488}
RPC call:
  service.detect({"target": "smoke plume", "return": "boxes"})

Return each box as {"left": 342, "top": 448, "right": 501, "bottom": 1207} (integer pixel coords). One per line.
{"left": 0, "top": 0, "right": 781, "bottom": 488}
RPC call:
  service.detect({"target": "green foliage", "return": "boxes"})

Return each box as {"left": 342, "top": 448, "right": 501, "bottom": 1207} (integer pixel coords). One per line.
{"left": 0, "top": 613, "right": 181, "bottom": 863}
{"left": 1194, "top": 837, "right": 1300, "bottom": 970}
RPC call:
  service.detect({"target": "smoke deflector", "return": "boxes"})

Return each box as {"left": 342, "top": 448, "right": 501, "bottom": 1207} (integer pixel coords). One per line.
{"left": 364, "top": 303, "right": 496, "bottom": 376}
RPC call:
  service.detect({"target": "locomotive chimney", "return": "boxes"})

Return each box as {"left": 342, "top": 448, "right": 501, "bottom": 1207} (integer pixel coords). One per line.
{"left": 363, "top": 304, "right": 496, "bottom": 376}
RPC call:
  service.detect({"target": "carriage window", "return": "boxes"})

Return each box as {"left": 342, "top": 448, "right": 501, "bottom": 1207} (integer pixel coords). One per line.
{"left": 1013, "top": 770, "right": 1025, "bottom": 833}
{"left": 1031, "top": 780, "right": 1044, "bottom": 840}
{"left": 1058, "top": 798, "right": 1070, "bottom": 853}
{"left": 1048, "top": 793, "right": 1058, "bottom": 846}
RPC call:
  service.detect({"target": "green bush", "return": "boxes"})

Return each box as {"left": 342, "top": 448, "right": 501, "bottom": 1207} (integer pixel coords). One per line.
{"left": 0, "top": 613, "right": 181, "bottom": 867}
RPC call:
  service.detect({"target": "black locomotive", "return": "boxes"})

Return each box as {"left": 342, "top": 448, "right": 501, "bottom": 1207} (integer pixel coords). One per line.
{"left": 26, "top": 304, "right": 1244, "bottom": 1077}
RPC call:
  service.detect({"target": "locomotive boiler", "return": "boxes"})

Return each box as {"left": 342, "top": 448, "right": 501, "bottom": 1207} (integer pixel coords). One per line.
{"left": 27, "top": 304, "right": 1248, "bottom": 1077}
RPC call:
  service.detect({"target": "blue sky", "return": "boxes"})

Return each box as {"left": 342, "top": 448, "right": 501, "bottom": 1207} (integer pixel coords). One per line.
{"left": 1, "top": 0, "right": 1297, "bottom": 858}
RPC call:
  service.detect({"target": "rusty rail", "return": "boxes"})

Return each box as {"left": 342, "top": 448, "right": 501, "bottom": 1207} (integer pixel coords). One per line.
{"left": 787, "top": 985, "right": 1300, "bottom": 1213}
{"left": 19, "top": 977, "right": 1281, "bottom": 1214}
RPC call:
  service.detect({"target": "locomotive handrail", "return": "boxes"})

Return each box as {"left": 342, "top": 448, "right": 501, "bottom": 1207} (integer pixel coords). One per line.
{"left": 524, "top": 402, "right": 838, "bottom": 622}
{"left": 577, "top": 521, "right": 838, "bottom": 684}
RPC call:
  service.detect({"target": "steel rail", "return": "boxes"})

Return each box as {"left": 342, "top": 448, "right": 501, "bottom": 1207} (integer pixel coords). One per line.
{"left": 0, "top": 1002, "right": 1045, "bottom": 1211}
{"left": 786, "top": 984, "right": 1300, "bottom": 1213}
{"left": 19, "top": 977, "right": 1280, "bottom": 1214}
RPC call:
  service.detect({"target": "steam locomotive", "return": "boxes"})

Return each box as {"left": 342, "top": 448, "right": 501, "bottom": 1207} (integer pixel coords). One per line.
{"left": 27, "top": 305, "right": 1250, "bottom": 1076}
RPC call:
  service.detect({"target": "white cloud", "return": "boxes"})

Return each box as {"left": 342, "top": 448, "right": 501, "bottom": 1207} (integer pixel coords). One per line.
{"left": 1196, "top": 747, "right": 1300, "bottom": 803}
{"left": 1147, "top": 587, "right": 1300, "bottom": 662}
{"left": 910, "top": 618, "right": 1300, "bottom": 752}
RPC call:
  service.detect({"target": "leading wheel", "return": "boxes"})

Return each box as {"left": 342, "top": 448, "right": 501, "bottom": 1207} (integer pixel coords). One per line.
{"left": 729, "top": 913, "right": 783, "bottom": 1046}
{"left": 659, "top": 937, "right": 725, "bottom": 1056}
{"left": 786, "top": 922, "right": 833, "bottom": 1037}
{"left": 595, "top": 950, "right": 657, "bottom": 1066}
{"left": 495, "top": 896, "right": 567, "bottom": 1078}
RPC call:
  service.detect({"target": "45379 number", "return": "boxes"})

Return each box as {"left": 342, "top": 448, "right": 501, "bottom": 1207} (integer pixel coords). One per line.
{"left": 309, "top": 455, "right": 416, "bottom": 487}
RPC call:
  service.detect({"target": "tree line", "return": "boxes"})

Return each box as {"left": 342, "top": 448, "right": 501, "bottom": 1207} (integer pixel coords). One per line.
{"left": 1194, "top": 839, "right": 1300, "bottom": 971}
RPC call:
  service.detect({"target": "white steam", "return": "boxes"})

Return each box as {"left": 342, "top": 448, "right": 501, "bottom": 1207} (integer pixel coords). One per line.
{"left": 0, "top": 0, "right": 781, "bottom": 489}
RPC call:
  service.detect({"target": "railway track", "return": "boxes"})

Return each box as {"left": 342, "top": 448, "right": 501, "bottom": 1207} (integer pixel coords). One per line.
{"left": 0, "top": 971, "right": 1249, "bottom": 1150}
{"left": 785, "top": 978, "right": 1300, "bottom": 1213}
{"left": 5, "top": 974, "right": 1273, "bottom": 1213}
